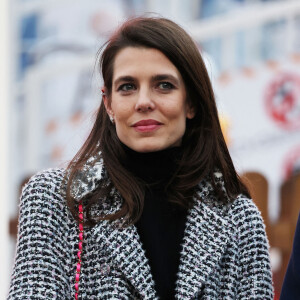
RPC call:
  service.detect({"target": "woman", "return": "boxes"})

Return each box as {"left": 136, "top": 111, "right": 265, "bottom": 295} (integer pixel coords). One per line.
{"left": 8, "top": 17, "right": 273, "bottom": 299}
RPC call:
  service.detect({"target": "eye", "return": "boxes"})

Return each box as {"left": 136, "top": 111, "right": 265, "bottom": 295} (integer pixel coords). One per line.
{"left": 157, "top": 82, "right": 174, "bottom": 90}
{"left": 117, "top": 83, "right": 136, "bottom": 92}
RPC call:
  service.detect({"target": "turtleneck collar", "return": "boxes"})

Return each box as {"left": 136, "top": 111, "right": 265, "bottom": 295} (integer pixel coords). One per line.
{"left": 121, "top": 143, "right": 183, "bottom": 188}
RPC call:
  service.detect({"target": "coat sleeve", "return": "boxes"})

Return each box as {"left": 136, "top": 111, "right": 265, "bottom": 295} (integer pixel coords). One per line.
{"left": 7, "top": 169, "right": 73, "bottom": 299}
{"left": 233, "top": 197, "right": 274, "bottom": 299}
{"left": 280, "top": 213, "right": 300, "bottom": 300}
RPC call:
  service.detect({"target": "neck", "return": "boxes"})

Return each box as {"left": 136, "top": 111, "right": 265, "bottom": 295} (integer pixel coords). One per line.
{"left": 121, "top": 143, "right": 183, "bottom": 186}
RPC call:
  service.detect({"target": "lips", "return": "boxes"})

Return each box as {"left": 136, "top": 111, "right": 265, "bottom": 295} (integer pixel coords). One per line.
{"left": 132, "top": 119, "right": 163, "bottom": 132}
{"left": 133, "top": 119, "right": 162, "bottom": 126}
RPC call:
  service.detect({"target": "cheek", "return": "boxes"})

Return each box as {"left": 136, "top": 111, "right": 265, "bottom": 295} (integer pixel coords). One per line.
{"left": 165, "top": 103, "right": 188, "bottom": 135}
{"left": 164, "top": 107, "right": 187, "bottom": 137}
{"left": 112, "top": 105, "right": 133, "bottom": 140}
{"left": 162, "top": 102, "right": 187, "bottom": 121}
{"left": 112, "top": 103, "right": 131, "bottom": 121}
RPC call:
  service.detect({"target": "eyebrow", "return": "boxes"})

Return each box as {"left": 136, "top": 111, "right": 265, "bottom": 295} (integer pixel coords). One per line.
{"left": 113, "top": 74, "right": 180, "bottom": 87}
{"left": 151, "top": 74, "right": 180, "bottom": 85}
{"left": 113, "top": 76, "right": 135, "bottom": 87}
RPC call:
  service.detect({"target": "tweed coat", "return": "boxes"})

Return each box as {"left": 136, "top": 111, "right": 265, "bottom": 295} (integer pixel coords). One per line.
{"left": 8, "top": 161, "right": 273, "bottom": 299}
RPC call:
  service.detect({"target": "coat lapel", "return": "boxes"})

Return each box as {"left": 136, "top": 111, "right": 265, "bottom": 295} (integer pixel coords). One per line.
{"left": 175, "top": 199, "right": 232, "bottom": 299}
{"left": 92, "top": 195, "right": 232, "bottom": 300}
{"left": 92, "top": 196, "right": 158, "bottom": 299}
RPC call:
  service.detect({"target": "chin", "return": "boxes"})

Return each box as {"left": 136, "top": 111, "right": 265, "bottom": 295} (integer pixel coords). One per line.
{"left": 134, "top": 146, "right": 164, "bottom": 153}
{"left": 127, "top": 142, "right": 168, "bottom": 153}
{"left": 121, "top": 137, "right": 182, "bottom": 153}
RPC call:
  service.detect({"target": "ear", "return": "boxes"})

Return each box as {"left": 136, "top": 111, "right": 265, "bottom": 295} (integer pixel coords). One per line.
{"left": 186, "top": 104, "right": 196, "bottom": 119}
{"left": 102, "top": 87, "right": 114, "bottom": 118}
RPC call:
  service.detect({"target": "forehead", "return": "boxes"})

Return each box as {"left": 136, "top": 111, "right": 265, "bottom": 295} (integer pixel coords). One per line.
{"left": 112, "top": 47, "right": 181, "bottom": 80}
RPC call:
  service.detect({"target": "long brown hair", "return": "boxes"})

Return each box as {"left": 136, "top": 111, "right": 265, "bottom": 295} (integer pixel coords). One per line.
{"left": 65, "top": 17, "right": 249, "bottom": 226}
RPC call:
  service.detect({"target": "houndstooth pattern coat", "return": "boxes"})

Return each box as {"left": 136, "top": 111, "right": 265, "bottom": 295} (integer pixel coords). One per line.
{"left": 7, "top": 165, "right": 273, "bottom": 299}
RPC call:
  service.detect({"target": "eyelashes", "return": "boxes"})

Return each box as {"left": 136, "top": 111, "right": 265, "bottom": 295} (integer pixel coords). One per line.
{"left": 157, "top": 82, "right": 175, "bottom": 90}
{"left": 117, "top": 83, "right": 136, "bottom": 92}
{"left": 117, "top": 82, "right": 176, "bottom": 93}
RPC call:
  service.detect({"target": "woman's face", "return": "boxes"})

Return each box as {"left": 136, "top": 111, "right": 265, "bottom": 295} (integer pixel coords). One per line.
{"left": 104, "top": 47, "right": 195, "bottom": 153}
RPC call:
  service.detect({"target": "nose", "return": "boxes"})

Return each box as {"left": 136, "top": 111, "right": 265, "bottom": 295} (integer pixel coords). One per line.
{"left": 135, "top": 89, "right": 155, "bottom": 112}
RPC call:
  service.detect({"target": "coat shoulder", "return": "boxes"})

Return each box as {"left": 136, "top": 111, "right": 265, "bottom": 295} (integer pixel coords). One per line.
{"left": 21, "top": 167, "right": 67, "bottom": 208}
{"left": 196, "top": 171, "right": 262, "bottom": 222}
{"left": 229, "top": 195, "right": 264, "bottom": 226}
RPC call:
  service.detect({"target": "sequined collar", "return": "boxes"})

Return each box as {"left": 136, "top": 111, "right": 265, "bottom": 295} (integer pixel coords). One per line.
{"left": 70, "top": 154, "right": 106, "bottom": 201}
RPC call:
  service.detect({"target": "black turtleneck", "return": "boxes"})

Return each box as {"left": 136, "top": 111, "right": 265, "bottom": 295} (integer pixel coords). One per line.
{"left": 122, "top": 145, "right": 188, "bottom": 300}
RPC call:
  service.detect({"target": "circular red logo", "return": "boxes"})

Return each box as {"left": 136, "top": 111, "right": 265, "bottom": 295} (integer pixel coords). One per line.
{"left": 265, "top": 73, "right": 300, "bottom": 129}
